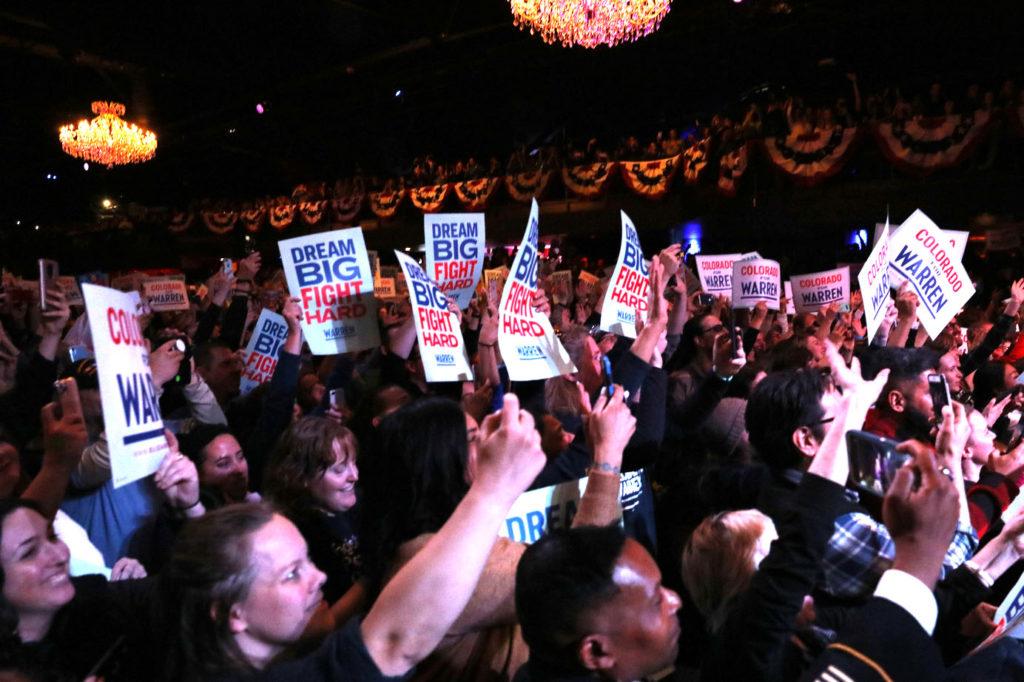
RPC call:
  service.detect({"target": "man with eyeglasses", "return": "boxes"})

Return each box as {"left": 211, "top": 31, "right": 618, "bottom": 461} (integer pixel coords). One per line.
{"left": 744, "top": 345, "right": 977, "bottom": 602}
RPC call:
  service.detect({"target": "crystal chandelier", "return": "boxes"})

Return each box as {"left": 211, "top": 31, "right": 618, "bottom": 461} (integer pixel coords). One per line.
{"left": 58, "top": 101, "right": 157, "bottom": 167}
{"left": 509, "top": 0, "right": 672, "bottom": 48}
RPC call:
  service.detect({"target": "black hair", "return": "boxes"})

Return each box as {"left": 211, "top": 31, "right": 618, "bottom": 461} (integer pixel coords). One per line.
{"left": 515, "top": 525, "right": 627, "bottom": 675}
{"left": 193, "top": 339, "right": 234, "bottom": 371}
{"left": 666, "top": 313, "right": 713, "bottom": 373}
{"left": 177, "top": 423, "right": 233, "bottom": 468}
{"left": 974, "top": 361, "right": 1013, "bottom": 409}
{"left": 359, "top": 397, "right": 470, "bottom": 589}
{"left": 859, "top": 347, "right": 940, "bottom": 411}
{"left": 745, "top": 369, "right": 828, "bottom": 471}
{"left": 0, "top": 499, "right": 47, "bottom": 643}
{"left": 765, "top": 336, "right": 814, "bottom": 372}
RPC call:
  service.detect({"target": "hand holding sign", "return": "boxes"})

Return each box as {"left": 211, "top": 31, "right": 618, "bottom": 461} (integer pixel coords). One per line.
{"left": 153, "top": 430, "right": 202, "bottom": 513}
{"left": 474, "top": 394, "right": 546, "bottom": 506}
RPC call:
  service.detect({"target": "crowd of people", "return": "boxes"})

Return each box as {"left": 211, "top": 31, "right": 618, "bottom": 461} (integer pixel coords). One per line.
{"left": 367, "top": 71, "right": 1024, "bottom": 193}
{"left": 2, "top": 237, "right": 1024, "bottom": 681}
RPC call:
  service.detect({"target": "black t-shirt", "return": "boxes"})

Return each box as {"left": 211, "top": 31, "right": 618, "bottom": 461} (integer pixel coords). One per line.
{"left": 209, "top": 620, "right": 407, "bottom": 682}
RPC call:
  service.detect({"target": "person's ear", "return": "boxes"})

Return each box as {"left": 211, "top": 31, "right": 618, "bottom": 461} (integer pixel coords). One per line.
{"left": 578, "top": 634, "right": 615, "bottom": 673}
{"left": 887, "top": 389, "right": 905, "bottom": 413}
{"left": 215, "top": 602, "right": 247, "bottom": 635}
{"left": 791, "top": 426, "right": 818, "bottom": 457}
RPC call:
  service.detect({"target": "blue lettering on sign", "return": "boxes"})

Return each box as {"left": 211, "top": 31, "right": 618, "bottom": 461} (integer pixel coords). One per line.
{"left": 436, "top": 353, "right": 455, "bottom": 366}
{"left": 411, "top": 280, "right": 447, "bottom": 310}
{"left": 514, "top": 242, "right": 538, "bottom": 289}
{"left": 432, "top": 238, "right": 478, "bottom": 261}
{"left": 504, "top": 500, "right": 580, "bottom": 542}
{"left": 516, "top": 345, "right": 544, "bottom": 360}
{"left": 117, "top": 372, "right": 161, "bottom": 427}
{"left": 324, "top": 325, "right": 356, "bottom": 340}
{"left": 290, "top": 239, "right": 356, "bottom": 263}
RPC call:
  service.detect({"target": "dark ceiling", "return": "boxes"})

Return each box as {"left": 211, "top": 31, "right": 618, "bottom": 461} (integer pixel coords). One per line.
{"left": 1, "top": 0, "right": 1022, "bottom": 228}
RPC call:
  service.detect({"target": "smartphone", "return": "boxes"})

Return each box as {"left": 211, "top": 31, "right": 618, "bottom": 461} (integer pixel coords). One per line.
{"left": 601, "top": 355, "right": 614, "bottom": 398}
{"left": 728, "top": 324, "right": 741, "bottom": 358}
{"left": 38, "top": 258, "right": 58, "bottom": 310}
{"left": 221, "top": 258, "right": 234, "bottom": 277}
{"left": 328, "top": 388, "right": 343, "bottom": 408}
{"left": 846, "top": 430, "right": 911, "bottom": 496}
{"left": 927, "top": 373, "right": 951, "bottom": 422}
{"left": 698, "top": 293, "right": 716, "bottom": 306}
{"left": 67, "top": 345, "right": 93, "bottom": 363}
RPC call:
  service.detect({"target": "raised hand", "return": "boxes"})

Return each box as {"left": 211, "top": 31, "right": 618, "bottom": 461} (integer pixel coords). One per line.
{"left": 236, "top": 252, "right": 262, "bottom": 281}
{"left": 886, "top": 440, "right": 960, "bottom": 589}
{"left": 584, "top": 385, "right": 636, "bottom": 474}
{"left": 474, "top": 394, "right": 546, "bottom": 505}
{"left": 38, "top": 282, "right": 71, "bottom": 337}
{"left": 153, "top": 430, "right": 202, "bottom": 514}
{"left": 657, "top": 243, "right": 683, "bottom": 278}
{"left": 149, "top": 338, "right": 185, "bottom": 387}
{"left": 531, "top": 289, "right": 551, "bottom": 318}
{"left": 41, "top": 378, "right": 88, "bottom": 469}
{"left": 712, "top": 328, "right": 746, "bottom": 377}
{"left": 895, "top": 283, "right": 919, "bottom": 321}
{"left": 982, "top": 394, "right": 1013, "bottom": 428}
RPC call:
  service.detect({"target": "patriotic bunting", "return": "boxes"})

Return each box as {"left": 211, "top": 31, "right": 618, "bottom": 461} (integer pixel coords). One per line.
{"left": 269, "top": 201, "right": 296, "bottom": 230}
{"left": 369, "top": 189, "right": 405, "bottom": 219}
{"left": 330, "top": 194, "right": 363, "bottom": 225}
{"left": 762, "top": 125, "right": 859, "bottom": 186}
{"left": 240, "top": 204, "right": 265, "bottom": 232}
{"left": 409, "top": 183, "right": 451, "bottom": 213}
{"left": 298, "top": 200, "right": 326, "bottom": 225}
{"left": 619, "top": 155, "right": 680, "bottom": 199}
{"left": 505, "top": 169, "right": 553, "bottom": 203}
{"left": 562, "top": 161, "right": 617, "bottom": 198}
{"left": 201, "top": 210, "right": 238, "bottom": 235}
{"left": 453, "top": 177, "right": 501, "bottom": 210}
{"left": 873, "top": 110, "right": 991, "bottom": 175}
{"left": 167, "top": 210, "right": 193, "bottom": 233}
{"left": 682, "top": 138, "right": 710, "bottom": 184}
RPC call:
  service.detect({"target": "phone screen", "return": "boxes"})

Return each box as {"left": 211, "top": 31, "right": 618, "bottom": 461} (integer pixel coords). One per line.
{"left": 927, "top": 373, "right": 951, "bottom": 422}
{"left": 38, "top": 258, "right": 58, "bottom": 310}
{"left": 846, "top": 430, "right": 910, "bottom": 496}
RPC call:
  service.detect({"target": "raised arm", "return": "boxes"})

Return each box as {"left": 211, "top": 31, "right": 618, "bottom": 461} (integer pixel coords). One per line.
{"left": 360, "top": 394, "right": 546, "bottom": 676}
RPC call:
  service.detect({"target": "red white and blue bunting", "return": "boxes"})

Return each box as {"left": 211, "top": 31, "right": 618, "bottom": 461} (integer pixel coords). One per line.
{"left": 505, "top": 169, "right": 553, "bottom": 203}
{"left": 453, "top": 177, "right": 501, "bottom": 210}
{"left": 562, "top": 161, "right": 617, "bottom": 198}
{"left": 619, "top": 155, "right": 679, "bottom": 199}
{"left": 761, "top": 125, "right": 859, "bottom": 186}
{"left": 682, "top": 138, "right": 710, "bottom": 184}
{"left": 369, "top": 189, "right": 404, "bottom": 219}
{"left": 409, "top": 183, "right": 451, "bottom": 213}
{"left": 873, "top": 110, "right": 991, "bottom": 175}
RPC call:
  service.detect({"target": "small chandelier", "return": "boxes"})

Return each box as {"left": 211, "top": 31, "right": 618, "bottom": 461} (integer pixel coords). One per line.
{"left": 509, "top": 0, "right": 672, "bottom": 48}
{"left": 58, "top": 101, "right": 157, "bottom": 167}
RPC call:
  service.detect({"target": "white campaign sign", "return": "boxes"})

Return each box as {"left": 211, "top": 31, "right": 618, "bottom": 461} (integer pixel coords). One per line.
{"left": 500, "top": 469, "right": 645, "bottom": 544}
{"left": 278, "top": 228, "right": 380, "bottom": 355}
{"left": 859, "top": 222, "right": 893, "bottom": 344}
{"left": 497, "top": 200, "right": 576, "bottom": 381}
{"left": 424, "top": 213, "right": 486, "bottom": 310}
{"left": 239, "top": 309, "right": 289, "bottom": 396}
{"left": 81, "top": 284, "right": 169, "bottom": 488}
{"left": 395, "top": 251, "right": 474, "bottom": 383}
{"left": 548, "top": 270, "right": 573, "bottom": 305}
{"left": 600, "top": 211, "right": 650, "bottom": 338}
{"left": 886, "top": 210, "right": 976, "bottom": 339}
{"left": 789, "top": 266, "right": 850, "bottom": 314}
{"left": 142, "top": 277, "right": 190, "bottom": 312}
{"left": 877, "top": 221, "right": 969, "bottom": 289}
{"left": 695, "top": 254, "right": 742, "bottom": 296}
{"left": 732, "top": 258, "right": 781, "bottom": 310}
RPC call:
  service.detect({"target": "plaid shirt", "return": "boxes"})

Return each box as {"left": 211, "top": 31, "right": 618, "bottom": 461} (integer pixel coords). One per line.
{"left": 822, "top": 511, "right": 978, "bottom": 599}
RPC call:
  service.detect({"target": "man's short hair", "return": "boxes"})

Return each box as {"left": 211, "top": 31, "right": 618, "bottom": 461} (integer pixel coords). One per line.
{"left": 745, "top": 369, "right": 827, "bottom": 471}
{"left": 194, "top": 339, "right": 234, "bottom": 371}
{"left": 859, "top": 347, "right": 940, "bottom": 403}
{"left": 515, "top": 525, "right": 627, "bottom": 675}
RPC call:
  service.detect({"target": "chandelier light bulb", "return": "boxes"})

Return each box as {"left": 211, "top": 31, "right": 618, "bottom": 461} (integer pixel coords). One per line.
{"left": 509, "top": 0, "right": 672, "bottom": 48}
{"left": 59, "top": 101, "right": 157, "bottom": 168}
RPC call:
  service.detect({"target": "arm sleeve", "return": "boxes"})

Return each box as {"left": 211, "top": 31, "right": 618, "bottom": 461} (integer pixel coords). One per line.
{"left": 181, "top": 376, "right": 228, "bottom": 425}
{"left": 714, "top": 474, "right": 847, "bottom": 680}
{"left": 246, "top": 351, "right": 301, "bottom": 492}
{"left": 966, "top": 472, "right": 1017, "bottom": 539}
{"left": 962, "top": 314, "right": 1014, "bottom": 376}
{"left": 219, "top": 294, "right": 249, "bottom": 350}
{"left": 192, "top": 303, "right": 222, "bottom": 347}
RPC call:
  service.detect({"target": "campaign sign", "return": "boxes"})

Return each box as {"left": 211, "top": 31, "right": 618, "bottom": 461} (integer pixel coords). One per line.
{"left": 783, "top": 281, "right": 796, "bottom": 315}
{"left": 395, "top": 251, "right": 474, "bottom": 383}
{"left": 886, "top": 210, "right": 976, "bottom": 339}
{"left": 600, "top": 211, "right": 650, "bottom": 338}
{"left": 549, "top": 270, "right": 574, "bottom": 305}
{"left": 240, "top": 309, "right": 288, "bottom": 396}
{"left": 578, "top": 270, "right": 599, "bottom": 293}
{"left": 81, "top": 284, "right": 169, "bottom": 488}
{"left": 497, "top": 200, "right": 575, "bottom": 381}
{"left": 859, "top": 222, "right": 893, "bottom": 344}
{"left": 278, "top": 228, "right": 380, "bottom": 355}
{"left": 142, "top": 277, "right": 190, "bottom": 312}
{"left": 57, "top": 276, "right": 84, "bottom": 306}
{"left": 790, "top": 266, "right": 850, "bottom": 314}
{"left": 424, "top": 213, "right": 485, "bottom": 310}
{"left": 501, "top": 469, "right": 645, "bottom": 544}
{"left": 877, "top": 221, "right": 969, "bottom": 289}
{"left": 732, "top": 258, "right": 781, "bottom": 310}
{"left": 695, "top": 254, "right": 742, "bottom": 296}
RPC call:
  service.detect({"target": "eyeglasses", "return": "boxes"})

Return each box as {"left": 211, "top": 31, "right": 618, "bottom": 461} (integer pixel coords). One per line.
{"left": 701, "top": 323, "right": 725, "bottom": 335}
